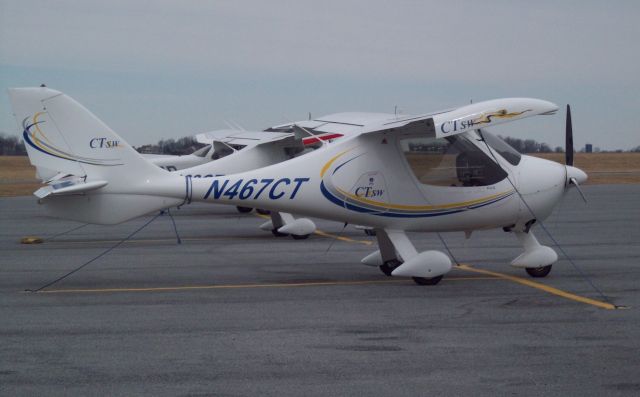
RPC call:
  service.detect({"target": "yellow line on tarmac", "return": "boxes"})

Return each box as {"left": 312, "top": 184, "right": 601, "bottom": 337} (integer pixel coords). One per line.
{"left": 36, "top": 276, "right": 498, "bottom": 294}
{"left": 57, "top": 235, "right": 266, "bottom": 245}
{"left": 455, "top": 264, "right": 617, "bottom": 310}
{"left": 313, "top": 230, "right": 372, "bottom": 245}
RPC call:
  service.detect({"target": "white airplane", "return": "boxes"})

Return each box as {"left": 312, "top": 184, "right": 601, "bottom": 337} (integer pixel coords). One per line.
{"left": 141, "top": 123, "right": 352, "bottom": 237}
{"left": 10, "top": 87, "right": 587, "bottom": 285}
{"left": 141, "top": 131, "right": 315, "bottom": 237}
{"left": 142, "top": 146, "right": 212, "bottom": 172}
{"left": 27, "top": 108, "right": 342, "bottom": 238}
{"left": 145, "top": 127, "right": 344, "bottom": 174}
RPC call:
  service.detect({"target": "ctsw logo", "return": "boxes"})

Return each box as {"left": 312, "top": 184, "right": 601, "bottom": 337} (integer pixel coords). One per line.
{"left": 354, "top": 176, "right": 385, "bottom": 198}
{"left": 90, "top": 137, "right": 121, "bottom": 149}
{"left": 355, "top": 186, "right": 384, "bottom": 198}
{"left": 439, "top": 109, "right": 531, "bottom": 135}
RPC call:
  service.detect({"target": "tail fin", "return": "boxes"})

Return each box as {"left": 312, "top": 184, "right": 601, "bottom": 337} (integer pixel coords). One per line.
{"left": 8, "top": 87, "right": 181, "bottom": 225}
{"left": 8, "top": 87, "right": 166, "bottom": 184}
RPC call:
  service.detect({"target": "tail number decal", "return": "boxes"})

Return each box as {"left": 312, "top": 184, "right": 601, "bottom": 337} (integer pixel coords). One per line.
{"left": 204, "top": 178, "right": 310, "bottom": 201}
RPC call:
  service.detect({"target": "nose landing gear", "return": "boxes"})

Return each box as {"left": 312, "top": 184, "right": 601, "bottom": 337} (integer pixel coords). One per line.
{"left": 510, "top": 229, "right": 557, "bottom": 278}
{"left": 525, "top": 264, "right": 553, "bottom": 278}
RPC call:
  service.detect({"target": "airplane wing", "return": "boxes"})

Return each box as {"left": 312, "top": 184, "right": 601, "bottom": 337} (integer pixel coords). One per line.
{"left": 196, "top": 129, "right": 292, "bottom": 148}
{"left": 358, "top": 98, "right": 558, "bottom": 139}
{"left": 268, "top": 112, "right": 399, "bottom": 145}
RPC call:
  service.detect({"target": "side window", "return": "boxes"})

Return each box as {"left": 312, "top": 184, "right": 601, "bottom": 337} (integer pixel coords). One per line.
{"left": 400, "top": 135, "right": 507, "bottom": 187}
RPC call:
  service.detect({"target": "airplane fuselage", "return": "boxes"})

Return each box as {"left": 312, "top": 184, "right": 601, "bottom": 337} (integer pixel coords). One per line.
{"left": 127, "top": 130, "right": 568, "bottom": 233}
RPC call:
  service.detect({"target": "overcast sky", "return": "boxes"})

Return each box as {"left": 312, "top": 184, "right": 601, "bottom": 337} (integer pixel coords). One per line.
{"left": 1, "top": 0, "right": 638, "bottom": 149}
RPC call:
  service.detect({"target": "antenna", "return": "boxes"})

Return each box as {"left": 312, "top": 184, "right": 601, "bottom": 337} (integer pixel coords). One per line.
{"left": 223, "top": 120, "right": 236, "bottom": 130}
{"left": 308, "top": 112, "right": 312, "bottom": 120}
{"left": 229, "top": 120, "right": 246, "bottom": 131}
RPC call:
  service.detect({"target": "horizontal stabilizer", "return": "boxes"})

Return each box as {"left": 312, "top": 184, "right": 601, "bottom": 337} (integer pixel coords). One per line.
{"left": 34, "top": 179, "right": 108, "bottom": 199}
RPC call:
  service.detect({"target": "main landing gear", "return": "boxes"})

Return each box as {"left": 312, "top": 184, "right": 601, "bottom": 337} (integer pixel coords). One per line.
{"left": 261, "top": 212, "right": 316, "bottom": 240}
{"left": 271, "top": 228, "right": 290, "bottom": 237}
{"left": 270, "top": 228, "right": 310, "bottom": 239}
{"left": 237, "top": 207, "right": 313, "bottom": 239}
{"left": 379, "top": 259, "right": 444, "bottom": 285}
{"left": 361, "top": 229, "right": 452, "bottom": 286}
{"left": 379, "top": 259, "right": 401, "bottom": 276}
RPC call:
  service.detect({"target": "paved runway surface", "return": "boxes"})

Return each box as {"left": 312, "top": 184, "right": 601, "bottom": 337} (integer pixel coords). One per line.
{"left": 1, "top": 185, "right": 639, "bottom": 396}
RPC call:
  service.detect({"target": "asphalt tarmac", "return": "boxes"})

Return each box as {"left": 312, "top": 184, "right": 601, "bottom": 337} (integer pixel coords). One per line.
{"left": 1, "top": 185, "right": 639, "bottom": 396}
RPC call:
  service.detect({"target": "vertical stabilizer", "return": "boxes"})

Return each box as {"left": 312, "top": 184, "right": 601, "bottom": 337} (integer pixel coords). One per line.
{"left": 8, "top": 87, "right": 182, "bottom": 225}
{"left": 8, "top": 87, "right": 166, "bottom": 187}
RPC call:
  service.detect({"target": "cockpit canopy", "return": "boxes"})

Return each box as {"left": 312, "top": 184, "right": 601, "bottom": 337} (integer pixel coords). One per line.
{"left": 400, "top": 131, "right": 518, "bottom": 187}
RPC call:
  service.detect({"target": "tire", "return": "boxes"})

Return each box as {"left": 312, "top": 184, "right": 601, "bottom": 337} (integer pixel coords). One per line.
{"left": 379, "top": 259, "right": 402, "bottom": 277}
{"left": 271, "top": 229, "right": 289, "bottom": 237}
{"left": 412, "top": 276, "right": 443, "bottom": 285}
{"left": 525, "top": 265, "right": 552, "bottom": 278}
{"left": 292, "top": 234, "right": 310, "bottom": 240}
{"left": 256, "top": 208, "right": 271, "bottom": 215}
{"left": 236, "top": 206, "right": 253, "bottom": 213}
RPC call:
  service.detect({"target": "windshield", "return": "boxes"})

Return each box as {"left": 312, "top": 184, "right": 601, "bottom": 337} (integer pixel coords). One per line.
{"left": 478, "top": 130, "right": 521, "bottom": 166}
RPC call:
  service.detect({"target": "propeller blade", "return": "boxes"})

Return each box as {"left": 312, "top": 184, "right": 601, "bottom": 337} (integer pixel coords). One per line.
{"left": 565, "top": 104, "right": 574, "bottom": 166}
{"left": 569, "top": 177, "right": 588, "bottom": 203}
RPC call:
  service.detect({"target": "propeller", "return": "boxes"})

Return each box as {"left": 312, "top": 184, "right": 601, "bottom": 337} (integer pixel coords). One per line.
{"left": 564, "top": 104, "right": 588, "bottom": 202}
{"left": 565, "top": 104, "right": 573, "bottom": 166}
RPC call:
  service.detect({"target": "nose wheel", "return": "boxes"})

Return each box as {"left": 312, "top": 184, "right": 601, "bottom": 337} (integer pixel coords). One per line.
{"left": 525, "top": 265, "right": 552, "bottom": 278}
{"left": 412, "top": 276, "right": 443, "bottom": 285}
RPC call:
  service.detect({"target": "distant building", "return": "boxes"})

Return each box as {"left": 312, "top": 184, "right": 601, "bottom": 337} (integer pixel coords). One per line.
{"left": 585, "top": 144, "right": 593, "bottom": 153}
